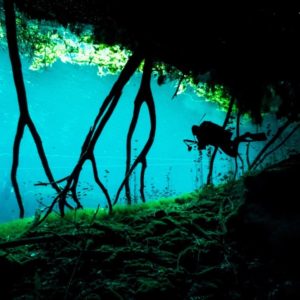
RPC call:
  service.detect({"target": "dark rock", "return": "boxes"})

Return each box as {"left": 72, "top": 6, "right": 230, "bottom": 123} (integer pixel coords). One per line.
{"left": 244, "top": 154, "right": 300, "bottom": 215}
{"left": 231, "top": 154, "right": 300, "bottom": 273}
{"left": 154, "top": 209, "right": 167, "bottom": 219}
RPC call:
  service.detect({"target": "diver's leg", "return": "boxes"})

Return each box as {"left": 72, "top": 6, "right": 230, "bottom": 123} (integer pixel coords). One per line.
{"left": 223, "top": 132, "right": 266, "bottom": 158}
{"left": 235, "top": 132, "right": 267, "bottom": 142}
{"left": 219, "top": 141, "right": 238, "bottom": 157}
{"left": 222, "top": 134, "right": 251, "bottom": 157}
{"left": 236, "top": 132, "right": 251, "bottom": 142}
{"left": 247, "top": 132, "right": 267, "bottom": 141}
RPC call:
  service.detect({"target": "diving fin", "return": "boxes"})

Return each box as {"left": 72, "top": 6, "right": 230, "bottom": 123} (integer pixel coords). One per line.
{"left": 249, "top": 133, "right": 267, "bottom": 141}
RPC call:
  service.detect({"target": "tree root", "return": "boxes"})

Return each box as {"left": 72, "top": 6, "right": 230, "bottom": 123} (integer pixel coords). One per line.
{"left": 5, "top": 0, "right": 63, "bottom": 217}
{"left": 115, "top": 58, "right": 156, "bottom": 205}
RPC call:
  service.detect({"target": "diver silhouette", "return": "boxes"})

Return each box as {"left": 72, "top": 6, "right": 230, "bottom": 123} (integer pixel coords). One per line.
{"left": 189, "top": 121, "right": 267, "bottom": 157}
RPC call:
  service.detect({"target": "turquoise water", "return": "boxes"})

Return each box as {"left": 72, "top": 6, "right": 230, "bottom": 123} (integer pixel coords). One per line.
{"left": 0, "top": 49, "right": 292, "bottom": 222}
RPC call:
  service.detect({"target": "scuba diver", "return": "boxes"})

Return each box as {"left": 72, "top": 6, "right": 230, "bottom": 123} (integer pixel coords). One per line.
{"left": 184, "top": 121, "right": 267, "bottom": 158}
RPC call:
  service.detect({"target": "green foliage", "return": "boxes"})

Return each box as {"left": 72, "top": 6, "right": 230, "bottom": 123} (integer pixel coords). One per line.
{"left": 0, "top": 180, "right": 243, "bottom": 240}
{"left": 0, "top": 193, "right": 189, "bottom": 239}
{"left": 0, "top": 191, "right": 202, "bottom": 241}
{"left": 0, "top": 8, "right": 233, "bottom": 110}
{"left": 0, "top": 218, "right": 32, "bottom": 240}
{"left": 188, "top": 79, "right": 232, "bottom": 111}
{"left": 0, "top": 9, "right": 132, "bottom": 72}
{"left": 17, "top": 18, "right": 132, "bottom": 73}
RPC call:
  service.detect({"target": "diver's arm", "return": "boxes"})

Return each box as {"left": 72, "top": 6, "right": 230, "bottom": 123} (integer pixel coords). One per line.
{"left": 183, "top": 139, "right": 197, "bottom": 144}
{"left": 197, "top": 140, "right": 207, "bottom": 150}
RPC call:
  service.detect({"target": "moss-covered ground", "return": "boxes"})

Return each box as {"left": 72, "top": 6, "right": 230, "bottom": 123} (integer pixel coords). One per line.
{"left": 0, "top": 178, "right": 293, "bottom": 299}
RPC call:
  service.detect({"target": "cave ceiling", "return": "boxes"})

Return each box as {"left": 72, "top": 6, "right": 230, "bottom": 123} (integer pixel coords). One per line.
{"left": 12, "top": 1, "right": 300, "bottom": 119}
